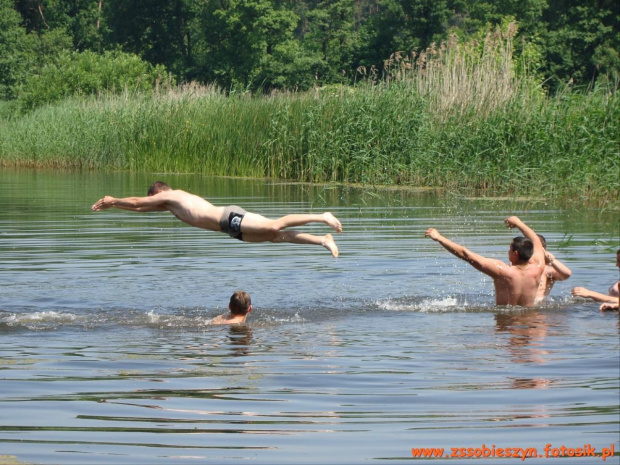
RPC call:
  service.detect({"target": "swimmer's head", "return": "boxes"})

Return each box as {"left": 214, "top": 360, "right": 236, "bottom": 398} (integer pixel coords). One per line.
{"left": 510, "top": 236, "right": 534, "bottom": 264}
{"left": 148, "top": 181, "right": 172, "bottom": 196}
{"left": 229, "top": 290, "right": 252, "bottom": 316}
{"left": 616, "top": 249, "right": 620, "bottom": 267}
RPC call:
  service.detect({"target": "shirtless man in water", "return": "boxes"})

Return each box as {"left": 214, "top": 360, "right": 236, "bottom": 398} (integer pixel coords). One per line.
{"left": 91, "top": 181, "right": 342, "bottom": 257}
{"left": 425, "top": 216, "right": 545, "bottom": 307}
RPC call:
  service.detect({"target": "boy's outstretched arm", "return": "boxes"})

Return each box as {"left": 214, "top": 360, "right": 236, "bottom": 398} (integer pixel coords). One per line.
{"left": 425, "top": 228, "right": 502, "bottom": 277}
{"left": 572, "top": 287, "right": 618, "bottom": 303}
{"left": 91, "top": 195, "right": 167, "bottom": 212}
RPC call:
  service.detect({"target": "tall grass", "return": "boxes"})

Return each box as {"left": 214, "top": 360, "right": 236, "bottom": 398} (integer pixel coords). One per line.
{"left": 0, "top": 27, "right": 617, "bottom": 207}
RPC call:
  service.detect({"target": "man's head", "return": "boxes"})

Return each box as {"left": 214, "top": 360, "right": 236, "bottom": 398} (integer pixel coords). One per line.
{"left": 616, "top": 249, "right": 620, "bottom": 268}
{"left": 229, "top": 290, "right": 252, "bottom": 316}
{"left": 509, "top": 236, "right": 534, "bottom": 264}
{"left": 537, "top": 234, "right": 547, "bottom": 250}
{"left": 147, "top": 181, "right": 171, "bottom": 196}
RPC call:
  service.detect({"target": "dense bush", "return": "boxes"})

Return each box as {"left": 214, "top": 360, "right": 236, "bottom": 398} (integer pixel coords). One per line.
{"left": 15, "top": 50, "right": 170, "bottom": 111}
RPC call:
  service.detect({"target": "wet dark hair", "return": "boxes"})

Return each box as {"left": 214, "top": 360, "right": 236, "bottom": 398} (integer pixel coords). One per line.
{"left": 147, "top": 181, "right": 171, "bottom": 196}
{"left": 511, "top": 236, "right": 534, "bottom": 262}
{"left": 536, "top": 234, "right": 547, "bottom": 250}
{"left": 229, "top": 291, "right": 252, "bottom": 316}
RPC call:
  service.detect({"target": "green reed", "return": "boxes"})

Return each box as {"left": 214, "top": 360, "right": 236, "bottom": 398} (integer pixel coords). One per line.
{"left": 0, "top": 34, "right": 617, "bottom": 208}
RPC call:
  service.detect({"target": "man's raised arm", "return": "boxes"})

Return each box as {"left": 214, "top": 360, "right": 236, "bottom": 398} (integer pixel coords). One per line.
{"left": 545, "top": 250, "right": 572, "bottom": 281}
{"left": 91, "top": 195, "right": 168, "bottom": 212}
{"left": 504, "top": 216, "right": 544, "bottom": 265}
{"left": 425, "top": 228, "right": 501, "bottom": 277}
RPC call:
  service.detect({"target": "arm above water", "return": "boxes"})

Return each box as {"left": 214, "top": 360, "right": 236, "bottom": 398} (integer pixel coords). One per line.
{"left": 91, "top": 195, "right": 168, "bottom": 212}
{"left": 504, "top": 216, "right": 545, "bottom": 266}
{"left": 545, "top": 251, "right": 572, "bottom": 281}
{"left": 425, "top": 228, "right": 505, "bottom": 278}
{"left": 571, "top": 287, "right": 617, "bottom": 303}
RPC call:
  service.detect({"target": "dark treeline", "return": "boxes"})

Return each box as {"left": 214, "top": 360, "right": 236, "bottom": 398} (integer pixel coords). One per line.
{"left": 1, "top": 0, "right": 618, "bottom": 104}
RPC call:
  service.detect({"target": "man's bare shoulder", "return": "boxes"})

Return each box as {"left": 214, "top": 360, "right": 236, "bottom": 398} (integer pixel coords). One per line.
{"left": 161, "top": 189, "right": 210, "bottom": 204}
{"left": 480, "top": 257, "right": 513, "bottom": 278}
{"left": 211, "top": 314, "right": 246, "bottom": 325}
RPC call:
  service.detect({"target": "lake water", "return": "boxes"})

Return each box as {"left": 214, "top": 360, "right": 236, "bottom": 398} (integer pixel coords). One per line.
{"left": 0, "top": 169, "right": 618, "bottom": 465}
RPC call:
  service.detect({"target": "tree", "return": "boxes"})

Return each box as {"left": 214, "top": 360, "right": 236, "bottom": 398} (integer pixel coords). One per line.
{"left": 1, "top": 0, "right": 73, "bottom": 100}
{"left": 543, "top": 0, "right": 619, "bottom": 88}
{"left": 356, "top": 0, "right": 449, "bottom": 77}
{"left": 0, "top": 0, "right": 27, "bottom": 99}
{"left": 12, "top": 0, "right": 104, "bottom": 51}
{"left": 304, "top": 0, "right": 358, "bottom": 83}
{"left": 193, "top": 0, "right": 299, "bottom": 90}
{"left": 105, "top": 0, "right": 192, "bottom": 77}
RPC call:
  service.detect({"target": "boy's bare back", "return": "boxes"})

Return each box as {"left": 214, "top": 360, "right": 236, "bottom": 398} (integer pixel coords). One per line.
{"left": 154, "top": 190, "right": 224, "bottom": 231}
{"left": 491, "top": 259, "right": 544, "bottom": 306}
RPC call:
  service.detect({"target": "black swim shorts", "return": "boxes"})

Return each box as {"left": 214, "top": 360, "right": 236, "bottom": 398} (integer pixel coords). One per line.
{"left": 219, "top": 205, "right": 246, "bottom": 241}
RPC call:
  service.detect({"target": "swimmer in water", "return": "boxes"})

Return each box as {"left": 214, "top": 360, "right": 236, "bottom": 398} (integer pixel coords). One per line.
{"left": 92, "top": 181, "right": 342, "bottom": 257}
{"left": 211, "top": 290, "right": 253, "bottom": 325}
{"left": 535, "top": 234, "right": 572, "bottom": 303}
{"left": 571, "top": 249, "right": 620, "bottom": 308}
{"left": 425, "top": 216, "right": 545, "bottom": 307}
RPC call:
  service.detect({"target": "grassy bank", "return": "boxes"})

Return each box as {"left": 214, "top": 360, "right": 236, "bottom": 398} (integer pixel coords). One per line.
{"left": 1, "top": 32, "right": 618, "bottom": 208}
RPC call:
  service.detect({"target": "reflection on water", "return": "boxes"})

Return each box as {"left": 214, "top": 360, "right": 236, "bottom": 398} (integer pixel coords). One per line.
{"left": 495, "top": 310, "right": 553, "bottom": 389}
{"left": 0, "top": 169, "right": 618, "bottom": 464}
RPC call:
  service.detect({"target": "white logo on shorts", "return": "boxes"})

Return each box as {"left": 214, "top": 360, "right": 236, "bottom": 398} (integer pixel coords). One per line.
{"left": 230, "top": 216, "right": 242, "bottom": 232}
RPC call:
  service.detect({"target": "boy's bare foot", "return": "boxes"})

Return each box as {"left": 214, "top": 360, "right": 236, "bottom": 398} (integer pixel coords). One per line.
{"left": 322, "top": 234, "right": 339, "bottom": 258}
{"left": 323, "top": 212, "right": 342, "bottom": 234}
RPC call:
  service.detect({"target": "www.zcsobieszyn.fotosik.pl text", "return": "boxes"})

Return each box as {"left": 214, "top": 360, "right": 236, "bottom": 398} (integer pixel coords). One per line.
{"left": 411, "top": 443, "right": 617, "bottom": 461}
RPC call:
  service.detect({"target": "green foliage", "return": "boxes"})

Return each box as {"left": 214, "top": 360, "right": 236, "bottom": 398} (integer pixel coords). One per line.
{"left": 304, "top": 0, "right": 359, "bottom": 83}
{"left": 20, "top": 28, "right": 74, "bottom": 73}
{"left": 0, "top": 0, "right": 26, "bottom": 99}
{"left": 357, "top": 0, "right": 449, "bottom": 75}
{"left": 542, "top": 0, "right": 620, "bottom": 89}
{"left": 449, "top": 0, "right": 620, "bottom": 90}
{"left": 257, "top": 40, "right": 325, "bottom": 90}
{"left": 3, "top": 0, "right": 619, "bottom": 94}
{"left": 193, "top": 0, "right": 300, "bottom": 90}
{"left": 13, "top": 0, "right": 105, "bottom": 50}
{"left": 105, "top": 0, "right": 191, "bottom": 77}
{"left": 15, "top": 50, "right": 170, "bottom": 111}
{"left": 1, "top": 49, "right": 617, "bottom": 207}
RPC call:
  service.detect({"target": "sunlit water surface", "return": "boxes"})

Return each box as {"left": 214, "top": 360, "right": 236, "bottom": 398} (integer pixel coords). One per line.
{"left": 0, "top": 170, "right": 618, "bottom": 464}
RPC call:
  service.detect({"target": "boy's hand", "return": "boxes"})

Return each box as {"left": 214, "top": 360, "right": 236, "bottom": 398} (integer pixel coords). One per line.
{"left": 425, "top": 228, "right": 441, "bottom": 241}
{"left": 571, "top": 287, "right": 590, "bottom": 298}
{"left": 504, "top": 216, "right": 521, "bottom": 229}
{"left": 91, "top": 196, "right": 114, "bottom": 211}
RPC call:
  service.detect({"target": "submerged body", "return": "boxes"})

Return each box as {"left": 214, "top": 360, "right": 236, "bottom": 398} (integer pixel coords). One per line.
{"left": 211, "top": 291, "right": 253, "bottom": 325}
